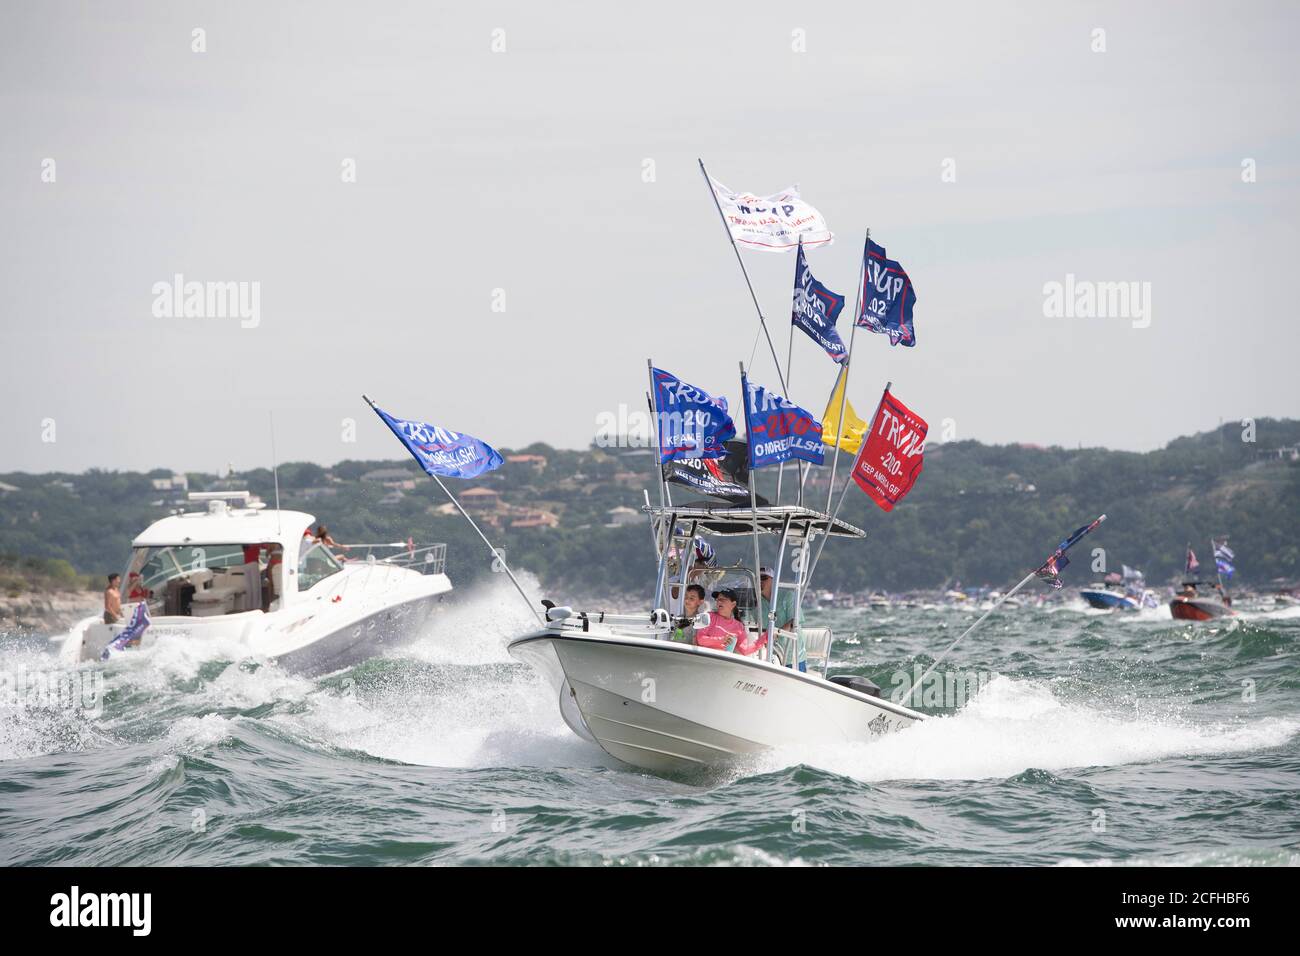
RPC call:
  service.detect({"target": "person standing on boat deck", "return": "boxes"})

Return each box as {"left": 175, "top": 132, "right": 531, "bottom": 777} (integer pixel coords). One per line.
{"left": 261, "top": 543, "right": 282, "bottom": 612}
{"left": 695, "top": 589, "right": 767, "bottom": 656}
{"left": 758, "top": 567, "right": 796, "bottom": 631}
{"left": 671, "top": 584, "right": 707, "bottom": 643}
{"left": 241, "top": 543, "right": 263, "bottom": 613}
{"left": 759, "top": 567, "right": 804, "bottom": 670}
{"left": 103, "top": 573, "right": 122, "bottom": 625}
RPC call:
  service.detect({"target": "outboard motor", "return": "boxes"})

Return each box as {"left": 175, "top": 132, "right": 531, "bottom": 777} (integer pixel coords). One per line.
{"left": 828, "top": 674, "right": 883, "bottom": 698}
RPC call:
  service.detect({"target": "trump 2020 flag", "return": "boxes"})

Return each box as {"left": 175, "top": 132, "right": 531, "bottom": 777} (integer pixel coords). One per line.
{"left": 369, "top": 402, "right": 504, "bottom": 479}
{"left": 652, "top": 367, "right": 736, "bottom": 463}
{"left": 743, "top": 374, "right": 825, "bottom": 469}
{"left": 850, "top": 388, "right": 928, "bottom": 511}
{"left": 102, "top": 601, "right": 151, "bottom": 660}
{"left": 662, "top": 439, "right": 752, "bottom": 502}
{"left": 791, "top": 240, "right": 847, "bottom": 364}
{"left": 709, "top": 178, "right": 833, "bottom": 252}
{"left": 857, "top": 238, "right": 917, "bottom": 347}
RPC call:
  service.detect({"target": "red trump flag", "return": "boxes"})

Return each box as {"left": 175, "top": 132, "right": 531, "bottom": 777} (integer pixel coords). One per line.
{"left": 851, "top": 389, "right": 928, "bottom": 512}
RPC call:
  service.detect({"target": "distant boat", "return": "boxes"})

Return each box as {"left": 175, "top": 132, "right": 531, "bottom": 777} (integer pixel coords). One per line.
{"left": 1169, "top": 539, "right": 1237, "bottom": 621}
{"left": 1169, "top": 586, "right": 1236, "bottom": 621}
{"left": 1080, "top": 566, "right": 1155, "bottom": 611}
{"left": 1080, "top": 586, "right": 1142, "bottom": 611}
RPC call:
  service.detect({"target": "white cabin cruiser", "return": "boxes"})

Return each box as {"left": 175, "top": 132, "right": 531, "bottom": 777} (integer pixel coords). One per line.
{"left": 508, "top": 503, "right": 924, "bottom": 774}
{"left": 60, "top": 491, "right": 451, "bottom": 675}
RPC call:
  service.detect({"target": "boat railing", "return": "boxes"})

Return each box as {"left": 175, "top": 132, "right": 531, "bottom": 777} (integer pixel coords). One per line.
{"left": 546, "top": 608, "right": 671, "bottom": 635}
{"left": 346, "top": 542, "right": 447, "bottom": 575}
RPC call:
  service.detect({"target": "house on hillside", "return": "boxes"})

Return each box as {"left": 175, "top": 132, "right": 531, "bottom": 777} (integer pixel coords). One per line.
{"left": 510, "top": 509, "right": 559, "bottom": 530}
{"left": 297, "top": 487, "right": 338, "bottom": 501}
{"left": 1004, "top": 472, "right": 1037, "bottom": 493}
{"left": 362, "top": 468, "right": 417, "bottom": 490}
{"left": 461, "top": 487, "right": 503, "bottom": 513}
{"left": 606, "top": 506, "right": 641, "bottom": 528}
{"left": 506, "top": 454, "right": 548, "bottom": 473}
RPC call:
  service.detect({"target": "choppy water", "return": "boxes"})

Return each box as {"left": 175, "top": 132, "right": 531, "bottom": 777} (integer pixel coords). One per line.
{"left": 3, "top": 581, "right": 1297, "bottom": 866}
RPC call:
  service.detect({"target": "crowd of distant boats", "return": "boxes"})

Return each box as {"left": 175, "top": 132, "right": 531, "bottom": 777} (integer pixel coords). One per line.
{"left": 804, "top": 584, "right": 1299, "bottom": 613}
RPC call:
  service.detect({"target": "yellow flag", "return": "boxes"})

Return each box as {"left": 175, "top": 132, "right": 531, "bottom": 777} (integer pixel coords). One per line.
{"left": 821, "top": 369, "right": 869, "bottom": 455}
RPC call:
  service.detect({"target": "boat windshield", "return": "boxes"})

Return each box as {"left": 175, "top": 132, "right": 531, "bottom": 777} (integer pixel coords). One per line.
{"left": 124, "top": 543, "right": 285, "bottom": 616}
{"left": 297, "top": 542, "right": 343, "bottom": 591}
{"left": 126, "top": 544, "right": 243, "bottom": 594}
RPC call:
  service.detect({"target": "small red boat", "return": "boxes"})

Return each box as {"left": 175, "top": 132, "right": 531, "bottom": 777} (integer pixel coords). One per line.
{"left": 1169, "top": 595, "right": 1235, "bottom": 621}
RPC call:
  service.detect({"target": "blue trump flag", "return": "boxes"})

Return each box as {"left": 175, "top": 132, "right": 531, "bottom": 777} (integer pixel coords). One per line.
{"left": 368, "top": 401, "right": 504, "bottom": 479}
{"left": 791, "top": 240, "right": 847, "bottom": 364}
{"left": 652, "top": 367, "right": 736, "bottom": 462}
{"left": 1214, "top": 540, "right": 1235, "bottom": 580}
{"left": 856, "top": 238, "right": 917, "bottom": 347}
{"left": 102, "top": 601, "right": 151, "bottom": 660}
{"left": 742, "top": 374, "right": 825, "bottom": 469}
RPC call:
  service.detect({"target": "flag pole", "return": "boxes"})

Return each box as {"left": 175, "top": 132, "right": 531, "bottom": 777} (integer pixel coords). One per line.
{"left": 899, "top": 515, "right": 1102, "bottom": 712}
{"left": 740, "top": 362, "right": 770, "bottom": 661}
{"left": 775, "top": 238, "right": 802, "bottom": 508}
{"left": 805, "top": 381, "right": 890, "bottom": 591}
{"left": 1210, "top": 535, "right": 1226, "bottom": 597}
{"left": 825, "top": 229, "right": 868, "bottom": 513}
{"left": 699, "top": 159, "right": 791, "bottom": 397}
{"left": 646, "top": 361, "right": 673, "bottom": 570}
{"left": 893, "top": 571, "right": 1038, "bottom": 708}
{"left": 362, "top": 395, "right": 543, "bottom": 625}
{"left": 646, "top": 360, "right": 672, "bottom": 508}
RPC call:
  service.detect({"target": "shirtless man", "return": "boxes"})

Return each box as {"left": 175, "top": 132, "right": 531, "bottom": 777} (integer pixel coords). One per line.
{"left": 103, "top": 573, "right": 122, "bottom": 625}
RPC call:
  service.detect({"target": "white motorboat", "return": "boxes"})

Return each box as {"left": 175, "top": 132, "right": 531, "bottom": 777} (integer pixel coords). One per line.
{"left": 508, "top": 503, "right": 924, "bottom": 774}
{"left": 60, "top": 491, "right": 451, "bottom": 675}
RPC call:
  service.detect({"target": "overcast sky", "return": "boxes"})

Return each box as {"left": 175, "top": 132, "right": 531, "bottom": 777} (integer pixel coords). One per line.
{"left": 2, "top": 1, "right": 1297, "bottom": 474}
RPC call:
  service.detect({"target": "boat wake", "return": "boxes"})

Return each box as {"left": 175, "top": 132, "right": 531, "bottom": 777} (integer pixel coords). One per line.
{"left": 262, "top": 574, "right": 613, "bottom": 770}
{"left": 750, "top": 675, "right": 1299, "bottom": 783}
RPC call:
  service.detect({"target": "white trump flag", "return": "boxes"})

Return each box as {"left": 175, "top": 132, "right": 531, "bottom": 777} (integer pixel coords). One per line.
{"left": 709, "top": 178, "right": 834, "bottom": 252}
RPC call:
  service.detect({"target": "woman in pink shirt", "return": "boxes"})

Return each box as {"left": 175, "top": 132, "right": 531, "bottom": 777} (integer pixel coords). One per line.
{"left": 694, "top": 589, "right": 767, "bottom": 657}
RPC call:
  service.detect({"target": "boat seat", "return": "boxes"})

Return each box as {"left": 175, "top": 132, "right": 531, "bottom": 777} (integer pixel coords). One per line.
{"left": 800, "top": 626, "right": 832, "bottom": 667}
{"left": 191, "top": 590, "right": 231, "bottom": 616}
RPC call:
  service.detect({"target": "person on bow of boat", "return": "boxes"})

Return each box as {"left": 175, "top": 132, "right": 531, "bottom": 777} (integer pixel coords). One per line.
{"left": 694, "top": 588, "right": 767, "bottom": 656}
{"left": 314, "top": 524, "right": 349, "bottom": 561}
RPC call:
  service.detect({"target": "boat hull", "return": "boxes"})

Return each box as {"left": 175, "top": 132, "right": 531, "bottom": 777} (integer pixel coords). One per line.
{"left": 1080, "top": 588, "right": 1138, "bottom": 611}
{"left": 1169, "top": 597, "right": 1235, "bottom": 621}
{"left": 61, "top": 573, "right": 450, "bottom": 675}
{"left": 509, "top": 629, "right": 923, "bottom": 774}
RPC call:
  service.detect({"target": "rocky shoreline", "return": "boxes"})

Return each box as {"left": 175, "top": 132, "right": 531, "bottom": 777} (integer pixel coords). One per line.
{"left": 0, "top": 590, "right": 100, "bottom": 634}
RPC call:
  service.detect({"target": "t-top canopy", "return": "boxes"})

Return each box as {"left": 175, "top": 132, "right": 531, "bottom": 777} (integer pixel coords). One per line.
{"left": 646, "top": 503, "right": 866, "bottom": 539}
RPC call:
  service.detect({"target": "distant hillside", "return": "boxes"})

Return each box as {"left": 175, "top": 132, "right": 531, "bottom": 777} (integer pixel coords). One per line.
{"left": 1, "top": 420, "right": 1297, "bottom": 596}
